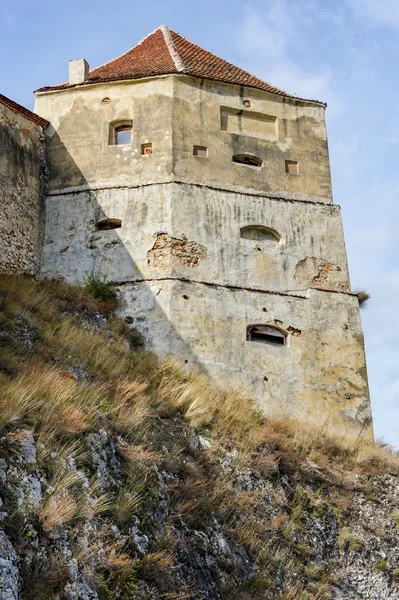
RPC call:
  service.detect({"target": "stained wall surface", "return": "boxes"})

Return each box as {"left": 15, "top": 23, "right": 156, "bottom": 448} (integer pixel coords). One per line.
{"left": 117, "top": 280, "right": 371, "bottom": 433}
{"left": 41, "top": 183, "right": 350, "bottom": 293}
{"left": 0, "top": 101, "right": 47, "bottom": 274}
{"left": 35, "top": 75, "right": 371, "bottom": 435}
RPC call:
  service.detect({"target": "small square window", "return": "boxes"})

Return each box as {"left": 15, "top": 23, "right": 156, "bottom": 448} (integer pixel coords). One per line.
{"left": 285, "top": 160, "right": 299, "bottom": 175}
{"left": 193, "top": 145, "right": 208, "bottom": 158}
{"left": 115, "top": 126, "right": 132, "bottom": 145}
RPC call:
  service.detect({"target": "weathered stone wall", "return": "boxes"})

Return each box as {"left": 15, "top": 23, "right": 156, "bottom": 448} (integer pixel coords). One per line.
{"left": 173, "top": 76, "right": 332, "bottom": 204}
{"left": 0, "top": 101, "right": 47, "bottom": 274}
{"left": 35, "top": 75, "right": 371, "bottom": 435}
{"left": 41, "top": 183, "right": 350, "bottom": 293}
{"left": 34, "top": 74, "right": 331, "bottom": 203}
{"left": 116, "top": 280, "right": 371, "bottom": 434}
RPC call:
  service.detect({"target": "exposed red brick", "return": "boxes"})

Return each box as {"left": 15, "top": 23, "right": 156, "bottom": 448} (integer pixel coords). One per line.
{"left": 35, "top": 26, "right": 325, "bottom": 106}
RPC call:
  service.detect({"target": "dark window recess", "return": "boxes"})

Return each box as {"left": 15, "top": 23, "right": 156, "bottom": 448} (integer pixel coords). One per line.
{"left": 233, "top": 154, "right": 263, "bottom": 167}
{"left": 247, "top": 325, "right": 286, "bottom": 346}
{"left": 96, "top": 218, "right": 122, "bottom": 231}
{"left": 240, "top": 225, "right": 280, "bottom": 242}
{"left": 193, "top": 145, "right": 208, "bottom": 157}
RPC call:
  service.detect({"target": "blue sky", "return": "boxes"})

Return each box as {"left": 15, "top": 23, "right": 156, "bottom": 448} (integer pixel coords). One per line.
{"left": 1, "top": 0, "right": 398, "bottom": 445}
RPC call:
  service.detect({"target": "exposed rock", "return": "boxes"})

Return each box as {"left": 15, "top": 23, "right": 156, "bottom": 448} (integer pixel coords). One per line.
{"left": 0, "top": 529, "right": 19, "bottom": 600}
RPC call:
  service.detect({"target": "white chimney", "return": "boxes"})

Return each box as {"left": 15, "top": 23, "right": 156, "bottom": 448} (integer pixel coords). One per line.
{"left": 69, "top": 59, "right": 89, "bottom": 85}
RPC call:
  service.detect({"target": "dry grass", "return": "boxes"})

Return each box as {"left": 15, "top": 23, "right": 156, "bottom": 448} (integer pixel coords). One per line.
{"left": 0, "top": 366, "right": 101, "bottom": 432}
{"left": 1, "top": 275, "right": 398, "bottom": 599}
{"left": 112, "top": 488, "right": 141, "bottom": 526}
{"left": 117, "top": 443, "right": 161, "bottom": 464}
{"left": 158, "top": 362, "right": 262, "bottom": 449}
{"left": 353, "top": 288, "right": 371, "bottom": 308}
{"left": 110, "top": 380, "right": 153, "bottom": 432}
{"left": 156, "top": 363, "right": 398, "bottom": 479}
{"left": 40, "top": 492, "right": 79, "bottom": 530}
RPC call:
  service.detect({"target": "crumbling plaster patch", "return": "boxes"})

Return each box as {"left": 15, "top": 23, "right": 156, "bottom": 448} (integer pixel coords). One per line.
{"left": 294, "top": 256, "right": 349, "bottom": 292}
{"left": 147, "top": 233, "right": 207, "bottom": 271}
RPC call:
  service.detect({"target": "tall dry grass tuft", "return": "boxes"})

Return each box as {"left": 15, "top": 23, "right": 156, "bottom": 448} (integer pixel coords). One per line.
{"left": 41, "top": 319, "right": 134, "bottom": 379}
{"left": 40, "top": 492, "right": 79, "bottom": 531}
{"left": 157, "top": 362, "right": 261, "bottom": 449}
{"left": 0, "top": 365, "right": 103, "bottom": 435}
{"left": 110, "top": 380, "right": 153, "bottom": 432}
{"left": 157, "top": 363, "right": 399, "bottom": 478}
{"left": 113, "top": 488, "right": 141, "bottom": 526}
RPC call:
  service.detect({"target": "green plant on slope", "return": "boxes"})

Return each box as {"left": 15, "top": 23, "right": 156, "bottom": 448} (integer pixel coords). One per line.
{"left": 84, "top": 271, "right": 117, "bottom": 302}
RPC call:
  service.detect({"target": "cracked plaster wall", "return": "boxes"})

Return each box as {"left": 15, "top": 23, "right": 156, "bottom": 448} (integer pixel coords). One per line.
{"left": 117, "top": 281, "right": 371, "bottom": 435}
{"left": 35, "top": 75, "right": 370, "bottom": 434}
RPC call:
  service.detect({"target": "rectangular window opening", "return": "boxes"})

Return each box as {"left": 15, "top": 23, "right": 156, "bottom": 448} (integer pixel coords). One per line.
{"left": 193, "top": 145, "right": 208, "bottom": 158}
{"left": 233, "top": 154, "right": 263, "bottom": 168}
{"left": 285, "top": 160, "right": 299, "bottom": 175}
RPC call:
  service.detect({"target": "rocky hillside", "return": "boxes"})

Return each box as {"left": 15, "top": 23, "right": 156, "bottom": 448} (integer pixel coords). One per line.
{"left": 0, "top": 275, "right": 398, "bottom": 600}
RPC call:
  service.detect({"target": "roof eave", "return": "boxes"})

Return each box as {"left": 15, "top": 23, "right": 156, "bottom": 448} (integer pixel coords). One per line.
{"left": 34, "top": 73, "right": 326, "bottom": 107}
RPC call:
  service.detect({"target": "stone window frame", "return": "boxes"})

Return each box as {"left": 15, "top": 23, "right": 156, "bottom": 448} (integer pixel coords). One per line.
{"left": 232, "top": 153, "right": 263, "bottom": 168}
{"left": 109, "top": 120, "right": 133, "bottom": 146}
{"left": 246, "top": 324, "right": 290, "bottom": 348}
{"left": 240, "top": 225, "right": 282, "bottom": 243}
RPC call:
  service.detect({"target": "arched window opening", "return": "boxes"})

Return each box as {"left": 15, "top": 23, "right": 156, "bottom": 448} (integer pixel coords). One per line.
{"left": 233, "top": 154, "right": 263, "bottom": 167}
{"left": 109, "top": 121, "right": 133, "bottom": 145}
{"left": 240, "top": 225, "right": 281, "bottom": 242}
{"left": 96, "top": 218, "right": 122, "bottom": 231}
{"left": 247, "top": 325, "right": 287, "bottom": 347}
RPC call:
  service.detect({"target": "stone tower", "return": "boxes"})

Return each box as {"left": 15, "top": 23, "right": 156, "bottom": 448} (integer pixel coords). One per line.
{"left": 34, "top": 25, "right": 372, "bottom": 434}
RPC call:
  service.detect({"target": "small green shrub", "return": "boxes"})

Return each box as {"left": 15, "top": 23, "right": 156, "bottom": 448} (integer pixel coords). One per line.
{"left": 84, "top": 272, "right": 117, "bottom": 302}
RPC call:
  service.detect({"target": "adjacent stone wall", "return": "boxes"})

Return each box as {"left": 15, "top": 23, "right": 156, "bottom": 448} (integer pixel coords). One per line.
{"left": 0, "top": 98, "right": 47, "bottom": 275}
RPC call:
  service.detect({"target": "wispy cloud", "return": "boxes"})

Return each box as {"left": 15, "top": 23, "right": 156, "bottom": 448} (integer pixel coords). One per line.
{"left": 233, "top": 1, "right": 343, "bottom": 114}
{"left": 348, "top": 0, "right": 399, "bottom": 29}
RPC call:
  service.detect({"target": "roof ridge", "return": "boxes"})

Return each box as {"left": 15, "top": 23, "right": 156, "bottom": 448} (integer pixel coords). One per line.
{"left": 170, "top": 29, "right": 292, "bottom": 98}
{"left": 160, "top": 25, "right": 185, "bottom": 73}
{"left": 90, "top": 25, "right": 166, "bottom": 74}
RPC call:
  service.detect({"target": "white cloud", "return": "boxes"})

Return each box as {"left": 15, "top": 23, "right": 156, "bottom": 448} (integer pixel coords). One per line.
{"left": 234, "top": 2, "right": 343, "bottom": 114}
{"left": 348, "top": 0, "right": 399, "bottom": 28}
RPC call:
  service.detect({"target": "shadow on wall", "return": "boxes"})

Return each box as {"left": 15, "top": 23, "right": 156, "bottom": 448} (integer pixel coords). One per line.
{"left": 41, "top": 131, "right": 203, "bottom": 369}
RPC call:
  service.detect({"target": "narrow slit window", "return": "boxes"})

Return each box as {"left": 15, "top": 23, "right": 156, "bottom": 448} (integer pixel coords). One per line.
{"left": 285, "top": 160, "right": 299, "bottom": 175}
{"left": 240, "top": 225, "right": 280, "bottom": 242}
{"left": 96, "top": 218, "right": 122, "bottom": 231}
{"left": 193, "top": 145, "right": 208, "bottom": 158}
{"left": 247, "top": 325, "right": 286, "bottom": 347}
{"left": 233, "top": 154, "right": 263, "bottom": 167}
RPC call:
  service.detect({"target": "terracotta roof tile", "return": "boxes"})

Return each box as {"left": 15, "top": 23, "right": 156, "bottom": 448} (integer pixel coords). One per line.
{"left": 0, "top": 93, "right": 48, "bottom": 128}
{"left": 35, "top": 26, "right": 325, "bottom": 105}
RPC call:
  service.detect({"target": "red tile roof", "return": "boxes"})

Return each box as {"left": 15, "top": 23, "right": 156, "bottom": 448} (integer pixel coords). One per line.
{"left": 0, "top": 93, "right": 48, "bottom": 128}
{"left": 35, "top": 26, "right": 324, "bottom": 105}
